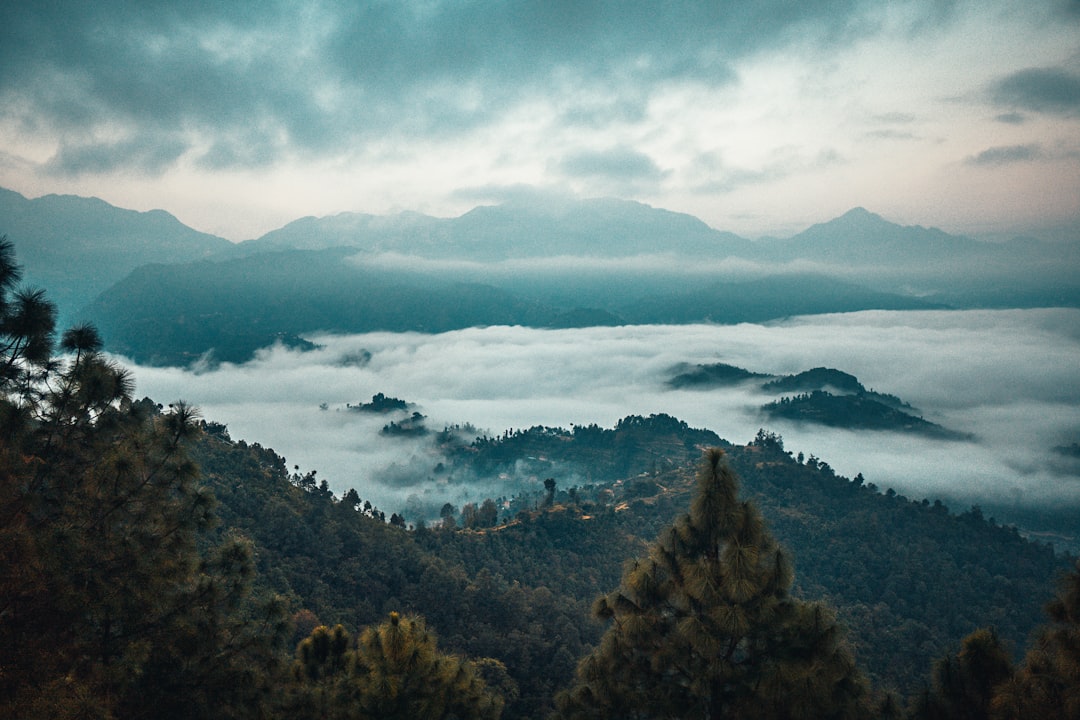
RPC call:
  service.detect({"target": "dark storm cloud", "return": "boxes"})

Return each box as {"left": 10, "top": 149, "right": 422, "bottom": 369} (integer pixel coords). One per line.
{"left": 0, "top": 1, "right": 330, "bottom": 171}
{"left": 1, "top": 0, "right": 963, "bottom": 175}
{"left": 557, "top": 146, "right": 666, "bottom": 185}
{"left": 45, "top": 133, "right": 189, "bottom": 175}
{"left": 965, "top": 143, "right": 1046, "bottom": 166}
{"left": 994, "top": 112, "right": 1027, "bottom": 124}
{"left": 991, "top": 67, "right": 1080, "bottom": 116}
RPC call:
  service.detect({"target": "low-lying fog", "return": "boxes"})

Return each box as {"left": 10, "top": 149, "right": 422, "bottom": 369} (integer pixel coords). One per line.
{"left": 127, "top": 308, "right": 1080, "bottom": 519}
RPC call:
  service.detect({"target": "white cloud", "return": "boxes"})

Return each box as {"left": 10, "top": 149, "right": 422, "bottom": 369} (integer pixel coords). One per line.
{"left": 128, "top": 309, "right": 1080, "bottom": 517}
{"left": 350, "top": 250, "right": 842, "bottom": 279}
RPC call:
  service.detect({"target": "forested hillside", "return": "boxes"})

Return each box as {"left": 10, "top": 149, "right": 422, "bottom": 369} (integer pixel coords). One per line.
{"left": 431, "top": 422, "right": 1069, "bottom": 692}
{"left": 668, "top": 362, "right": 965, "bottom": 437}
{"left": 148, "top": 410, "right": 1080, "bottom": 715}
{"left": 83, "top": 250, "right": 934, "bottom": 366}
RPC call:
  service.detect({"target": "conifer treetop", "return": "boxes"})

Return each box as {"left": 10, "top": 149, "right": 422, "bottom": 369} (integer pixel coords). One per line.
{"left": 556, "top": 448, "right": 870, "bottom": 720}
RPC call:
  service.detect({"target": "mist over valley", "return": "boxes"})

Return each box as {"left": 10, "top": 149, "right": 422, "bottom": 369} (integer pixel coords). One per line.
{"left": 127, "top": 309, "right": 1080, "bottom": 535}
{"left": 2, "top": 186, "right": 1076, "bottom": 535}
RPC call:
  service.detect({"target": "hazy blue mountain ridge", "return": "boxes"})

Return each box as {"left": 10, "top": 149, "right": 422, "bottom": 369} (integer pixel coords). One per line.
{"left": 84, "top": 254, "right": 940, "bottom": 365}
{"left": 3, "top": 185, "right": 1078, "bottom": 365}
{"left": 620, "top": 273, "right": 941, "bottom": 325}
{"left": 85, "top": 248, "right": 578, "bottom": 365}
{"left": 761, "top": 207, "right": 984, "bottom": 264}
{"left": 237, "top": 196, "right": 750, "bottom": 260}
{"left": 0, "top": 187, "right": 232, "bottom": 322}
{"left": 233, "top": 199, "right": 1080, "bottom": 311}
{"left": 232, "top": 210, "right": 444, "bottom": 255}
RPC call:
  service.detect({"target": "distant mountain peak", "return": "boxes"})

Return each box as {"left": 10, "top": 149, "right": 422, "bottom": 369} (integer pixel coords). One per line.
{"left": 0, "top": 186, "right": 233, "bottom": 323}
{"left": 832, "top": 206, "right": 890, "bottom": 227}
{"left": 840, "top": 206, "right": 879, "bottom": 219}
{"left": 788, "top": 207, "right": 903, "bottom": 246}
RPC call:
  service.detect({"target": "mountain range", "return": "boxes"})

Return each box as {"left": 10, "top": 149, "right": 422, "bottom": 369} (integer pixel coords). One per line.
{"left": 0, "top": 187, "right": 231, "bottom": 317}
{"left": 0, "top": 186, "right": 1076, "bottom": 364}
{"left": 240, "top": 196, "right": 749, "bottom": 259}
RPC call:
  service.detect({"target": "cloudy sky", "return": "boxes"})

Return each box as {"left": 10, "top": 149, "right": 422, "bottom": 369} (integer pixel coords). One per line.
{"left": 2, "top": 1, "right": 1079, "bottom": 240}
{"left": 131, "top": 309, "right": 1080, "bottom": 517}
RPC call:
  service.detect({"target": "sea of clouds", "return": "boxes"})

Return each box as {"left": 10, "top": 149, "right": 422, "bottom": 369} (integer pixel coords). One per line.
{"left": 127, "top": 308, "right": 1080, "bottom": 518}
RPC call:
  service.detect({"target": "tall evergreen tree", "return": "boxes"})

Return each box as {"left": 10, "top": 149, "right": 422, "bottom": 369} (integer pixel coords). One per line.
{"left": 288, "top": 624, "right": 354, "bottom": 718}
{"left": 349, "top": 612, "right": 503, "bottom": 719}
{"left": 0, "top": 239, "right": 286, "bottom": 719}
{"left": 909, "top": 628, "right": 1013, "bottom": 720}
{"left": 992, "top": 559, "right": 1080, "bottom": 719}
{"left": 287, "top": 613, "right": 504, "bottom": 720}
{"left": 554, "top": 448, "right": 869, "bottom": 720}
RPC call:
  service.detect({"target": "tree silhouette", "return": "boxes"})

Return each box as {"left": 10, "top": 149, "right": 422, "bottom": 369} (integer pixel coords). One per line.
{"left": 348, "top": 612, "right": 503, "bottom": 719}
{"left": 288, "top": 613, "right": 504, "bottom": 719}
{"left": 910, "top": 628, "right": 1013, "bottom": 720}
{"left": 554, "top": 448, "right": 869, "bottom": 719}
{"left": 992, "top": 559, "right": 1080, "bottom": 719}
{"left": 0, "top": 238, "right": 286, "bottom": 719}
{"left": 544, "top": 477, "right": 557, "bottom": 507}
{"left": 441, "top": 501, "right": 458, "bottom": 530}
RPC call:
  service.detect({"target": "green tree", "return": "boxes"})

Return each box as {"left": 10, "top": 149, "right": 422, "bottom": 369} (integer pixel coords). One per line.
{"left": 992, "top": 559, "right": 1080, "bottom": 719}
{"left": 295, "top": 624, "right": 352, "bottom": 682}
{"left": 463, "top": 501, "right": 481, "bottom": 528}
{"left": 544, "top": 477, "right": 557, "bottom": 507}
{"left": 0, "top": 239, "right": 286, "bottom": 719}
{"left": 441, "top": 502, "right": 458, "bottom": 530}
{"left": 288, "top": 613, "right": 504, "bottom": 719}
{"left": 348, "top": 612, "right": 503, "bottom": 719}
{"left": 909, "top": 628, "right": 1013, "bottom": 720}
{"left": 288, "top": 624, "right": 353, "bottom": 718}
{"left": 554, "top": 448, "right": 869, "bottom": 720}
{"left": 479, "top": 497, "right": 499, "bottom": 527}
{"left": 0, "top": 237, "right": 54, "bottom": 400}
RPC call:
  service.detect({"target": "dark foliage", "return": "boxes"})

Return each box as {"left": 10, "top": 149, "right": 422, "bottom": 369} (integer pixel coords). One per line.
{"left": 555, "top": 449, "right": 871, "bottom": 719}
{"left": 762, "top": 390, "right": 967, "bottom": 438}
{"left": 0, "top": 238, "right": 288, "bottom": 719}
{"left": 348, "top": 392, "right": 410, "bottom": 413}
{"left": 763, "top": 367, "right": 866, "bottom": 394}
{"left": 666, "top": 361, "right": 770, "bottom": 388}
{"left": 3, "top": 221, "right": 1079, "bottom": 719}
{"left": 991, "top": 559, "right": 1080, "bottom": 718}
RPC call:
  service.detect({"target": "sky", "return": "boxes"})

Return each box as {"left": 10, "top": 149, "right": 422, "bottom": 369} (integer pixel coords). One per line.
{"left": 130, "top": 308, "right": 1080, "bottom": 520}
{"left": 2, "top": 1, "right": 1079, "bottom": 241}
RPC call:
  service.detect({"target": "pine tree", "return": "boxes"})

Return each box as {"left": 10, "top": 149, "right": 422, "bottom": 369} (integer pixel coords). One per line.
{"left": 347, "top": 612, "right": 503, "bottom": 720}
{"left": 288, "top": 624, "right": 354, "bottom": 719}
{"left": 554, "top": 448, "right": 870, "bottom": 720}
{"left": 287, "top": 613, "right": 504, "bottom": 720}
{"left": 909, "top": 628, "right": 1013, "bottom": 720}
{"left": 0, "top": 239, "right": 286, "bottom": 719}
{"left": 992, "top": 559, "right": 1080, "bottom": 719}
